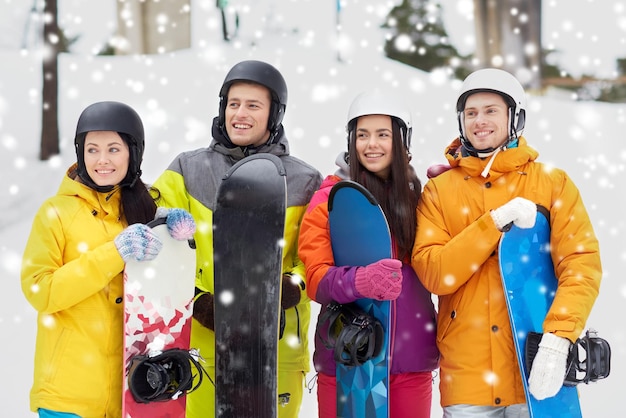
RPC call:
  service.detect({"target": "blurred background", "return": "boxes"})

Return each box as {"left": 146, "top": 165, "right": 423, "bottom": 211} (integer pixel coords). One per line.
{"left": 1, "top": 1, "right": 624, "bottom": 416}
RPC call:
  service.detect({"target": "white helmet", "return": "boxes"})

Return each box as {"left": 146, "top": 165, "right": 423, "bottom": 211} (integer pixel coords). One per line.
{"left": 346, "top": 91, "right": 413, "bottom": 149}
{"left": 456, "top": 68, "right": 527, "bottom": 157}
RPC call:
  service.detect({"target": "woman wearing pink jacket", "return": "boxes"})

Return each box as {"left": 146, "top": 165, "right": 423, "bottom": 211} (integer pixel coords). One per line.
{"left": 299, "top": 91, "right": 439, "bottom": 418}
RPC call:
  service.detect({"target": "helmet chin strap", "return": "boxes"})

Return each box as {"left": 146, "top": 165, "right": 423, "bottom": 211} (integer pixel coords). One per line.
{"left": 480, "top": 146, "right": 502, "bottom": 178}
{"left": 478, "top": 133, "right": 518, "bottom": 177}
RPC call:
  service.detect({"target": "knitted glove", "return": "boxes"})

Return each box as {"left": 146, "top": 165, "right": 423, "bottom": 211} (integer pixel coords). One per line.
{"left": 281, "top": 273, "right": 302, "bottom": 310}
{"left": 528, "top": 333, "right": 572, "bottom": 400}
{"left": 490, "top": 197, "right": 537, "bottom": 231}
{"left": 155, "top": 207, "right": 196, "bottom": 240}
{"left": 193, "top": 292, "right": 215, "bottom": 331}
{"left": 354, "top": 258, "right": 403, "bottom": 301}
{"left": 115, "top": 223, "right": 163, "bottom": 262}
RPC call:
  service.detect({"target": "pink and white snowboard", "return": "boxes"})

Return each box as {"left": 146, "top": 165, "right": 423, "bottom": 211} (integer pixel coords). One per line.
{"left": 122, "top": 217, "right": 196, "bottom": 417}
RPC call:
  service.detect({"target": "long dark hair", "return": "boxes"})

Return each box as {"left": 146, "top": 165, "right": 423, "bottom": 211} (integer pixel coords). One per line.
{"left": 120, "top": 181, "right": 158, "bottom": 225}
{"left": 348, "top": 117, "right": 421, "bottom": 261}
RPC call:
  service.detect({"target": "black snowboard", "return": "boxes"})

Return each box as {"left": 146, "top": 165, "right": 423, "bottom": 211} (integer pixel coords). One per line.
{"left": 213, "top": 154, "right": 287, "bottom": 418}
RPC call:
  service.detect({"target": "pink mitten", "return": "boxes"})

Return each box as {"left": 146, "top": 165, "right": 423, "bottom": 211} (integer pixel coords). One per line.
{"left": 354, "top": 258, "right": 403, "bottom": 301}
{"left": 165, "top": 208, "right": 196, "bottom": 240}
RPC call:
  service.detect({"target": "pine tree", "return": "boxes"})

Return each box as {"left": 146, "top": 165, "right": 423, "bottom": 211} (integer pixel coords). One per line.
{"left": 382, "top": 0, "right": 470, "bottom": 79}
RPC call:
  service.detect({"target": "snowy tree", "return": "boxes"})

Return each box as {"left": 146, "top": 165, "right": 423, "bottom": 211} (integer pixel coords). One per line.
{"left": 382, "top": 0, "right": 470, "bottom": 79}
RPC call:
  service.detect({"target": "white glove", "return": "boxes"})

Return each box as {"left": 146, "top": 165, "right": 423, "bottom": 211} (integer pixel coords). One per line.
{"left": 528, "top": 333, "right": 572, "bottom": 400}
{"left": 490, "top": 197, "right": 536, "bottom": 231}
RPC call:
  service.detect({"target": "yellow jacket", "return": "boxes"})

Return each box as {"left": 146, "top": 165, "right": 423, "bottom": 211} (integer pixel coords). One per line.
{"left": 152, "top": 134, "right": 322, "bottom": 376}
{"left": 412, "top": 137, "right": 602, "bottom": 407}
{"left": 21, "top": 165, "right": 126, "bottom": 417}
{"left": 154, "top": 143, "right": 321, "bottom": 370}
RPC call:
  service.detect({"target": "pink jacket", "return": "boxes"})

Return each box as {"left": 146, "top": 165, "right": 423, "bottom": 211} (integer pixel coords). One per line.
{"left": 299, "top": 173, "right": 439, "bottom": 376}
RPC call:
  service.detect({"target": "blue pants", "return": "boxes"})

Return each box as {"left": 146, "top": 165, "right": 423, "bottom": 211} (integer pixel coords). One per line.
{"left": 38, "top": 409, "right": 80, "bottom": 418}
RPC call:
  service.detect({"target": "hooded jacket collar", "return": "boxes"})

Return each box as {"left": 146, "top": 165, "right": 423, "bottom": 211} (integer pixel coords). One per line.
{"left": 444, "top": 136, "right": 539, "bottom": 180}
{"left": 60, "top": 163, "right": 122, "bottom": 216}
{"left": 210, "top": 116, "right": 289, "bottom": 160}
{"left": 333, "top": 152, "right": 350, "bottom": 180}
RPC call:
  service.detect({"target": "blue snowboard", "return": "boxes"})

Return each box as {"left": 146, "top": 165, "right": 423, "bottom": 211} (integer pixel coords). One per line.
{"left": 498, "top": 207, "right": 582, "bottom": 418}
{"left": 328, "top": 180, "right": 392, "bottom": 418}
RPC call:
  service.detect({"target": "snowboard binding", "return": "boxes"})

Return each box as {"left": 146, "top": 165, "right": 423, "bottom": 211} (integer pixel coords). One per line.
{"left": 318, "top": 301, "right": 384, "bottom": 367}
{"left": 525, "top": 328, "right": 611, "bottom": 386}
{"left": 127, "top": 348, "right": 210, "bottom": 403}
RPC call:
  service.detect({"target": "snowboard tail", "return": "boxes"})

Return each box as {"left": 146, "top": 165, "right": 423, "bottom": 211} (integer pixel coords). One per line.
{"left": 213, "top": 154, "right": 287, "bottom": 418}
{"left": 328, "top": 180, "right": 392, "bottom": 418}
{"left": 499, "top": 207, "right": 582, "bottom": 418}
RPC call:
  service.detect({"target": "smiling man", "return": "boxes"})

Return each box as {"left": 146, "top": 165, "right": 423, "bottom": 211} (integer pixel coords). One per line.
{"left": 461, "top": 92, "right": 510, "bottom": 153}
{"left": 152, "top": 60, "right": 322, "bottom": 418}
{"left": 411, "top": 68, "right": 602, "bottom": 418}
{"left": 224, "top": 82, "right": 273, "bottom": 147}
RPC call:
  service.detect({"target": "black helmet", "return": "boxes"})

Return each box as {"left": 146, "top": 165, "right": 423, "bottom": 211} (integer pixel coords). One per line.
{"left": 217, "top": 60, "right": 288, "bottom": 139}
{"left": 74, "top": 101, "right": 144, "bottom": 192}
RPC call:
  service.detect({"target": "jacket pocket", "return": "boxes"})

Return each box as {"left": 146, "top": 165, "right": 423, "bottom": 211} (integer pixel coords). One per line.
{"left": 436, "top": 294, "right": 461, "bottom": 344}
{"left": 43, "top": 327, "right": 71, "bottom": 385}
{"left": 282, "top": 306, "right": 302, "bottom": 345}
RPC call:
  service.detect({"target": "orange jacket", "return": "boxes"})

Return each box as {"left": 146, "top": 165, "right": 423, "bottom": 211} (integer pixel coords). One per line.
{"left": 411, "top": 137, "right": 602, "bottom": 407}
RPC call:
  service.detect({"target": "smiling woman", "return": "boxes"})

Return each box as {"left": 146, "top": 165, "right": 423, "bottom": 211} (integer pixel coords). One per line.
{"left": 298, "top": 90, "right": 439, "bottom": 418}
{"left": 354, "top": 114, "right": 394, "bottom": 180}
{"left": 73, "top": 101, "right": 147, "bottom": 196}
{"left": 20, "top": 101, "right": 170, "bottom": 417}
{"left": 83, "top": 131, "right": 130, "bottom": 187}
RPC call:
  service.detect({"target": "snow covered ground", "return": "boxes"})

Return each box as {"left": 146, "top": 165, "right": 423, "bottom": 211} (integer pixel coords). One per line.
{"left": 1, "top": 1, "right": 625, "bottom": 417}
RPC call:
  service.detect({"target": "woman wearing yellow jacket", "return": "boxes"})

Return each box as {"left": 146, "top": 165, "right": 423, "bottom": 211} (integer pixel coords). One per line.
{"left": 412, "top": 69, "right": 602, "bottom": 417}
{"left": 21, "top": 101, "right": 194, "bottom": 418}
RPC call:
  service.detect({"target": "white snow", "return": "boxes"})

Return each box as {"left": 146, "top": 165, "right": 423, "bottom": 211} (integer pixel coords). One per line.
{"left": 1, "top": 1, "right": 625, "bottom": 417}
